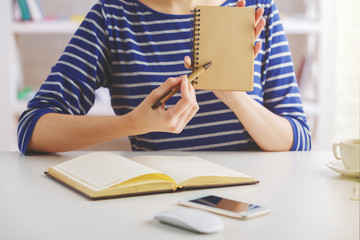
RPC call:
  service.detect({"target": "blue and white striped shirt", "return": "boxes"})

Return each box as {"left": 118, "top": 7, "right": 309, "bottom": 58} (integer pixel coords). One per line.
{"left": 17, "top": 0, "right": 311, "bottom": 153}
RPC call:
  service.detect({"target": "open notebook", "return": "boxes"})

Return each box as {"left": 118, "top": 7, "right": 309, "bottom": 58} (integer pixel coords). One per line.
{"left": 45, "top": 152, "right": 258, "bottom": 200}
{"left": 192, "top": 6, "right": 255, "bottom": 91}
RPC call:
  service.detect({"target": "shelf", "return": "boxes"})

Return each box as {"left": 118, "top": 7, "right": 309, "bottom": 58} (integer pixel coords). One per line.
{"left": 12, "top": 20, "right": 80, "bottom": 34}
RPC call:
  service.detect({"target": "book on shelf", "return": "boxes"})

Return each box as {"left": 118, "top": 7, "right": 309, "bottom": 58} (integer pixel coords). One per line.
{"left": 15, "top": 0, "right": 44, "bottom": 21}
{"left": 26, "top": 0, "right": 44, "bottom": 21}
{"left": 45, "top": 152, "right": 258, "bottom": 200}
{"left": 17, "top": 0, "right": 31, "bottom": 21}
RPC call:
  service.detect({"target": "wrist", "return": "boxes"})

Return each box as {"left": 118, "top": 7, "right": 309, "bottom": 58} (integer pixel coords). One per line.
{"left": 125, "top": 103, "right": 167, "bottom": 136}
{"left": 215, "top": 90, "right": 249, "bottom": 110}
{"left": 123, "top": 110, "right": 148, "bottom": 136}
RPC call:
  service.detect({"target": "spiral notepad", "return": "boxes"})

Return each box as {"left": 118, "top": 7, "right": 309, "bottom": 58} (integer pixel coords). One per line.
{"left": 192, "top": 6, "right": 255, "bottom": 91}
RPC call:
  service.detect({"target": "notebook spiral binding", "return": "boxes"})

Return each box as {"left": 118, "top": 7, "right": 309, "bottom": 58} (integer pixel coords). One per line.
{"left": 192, "top": 8, "right": 201, "bottom": 83}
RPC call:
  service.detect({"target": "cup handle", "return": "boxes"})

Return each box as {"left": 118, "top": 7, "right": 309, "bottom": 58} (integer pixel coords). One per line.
{"left": 332, "top": 143, "right": 342, "bottom": 160}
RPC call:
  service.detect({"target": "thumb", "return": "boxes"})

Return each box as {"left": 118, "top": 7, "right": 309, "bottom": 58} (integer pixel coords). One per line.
{"left": 184, "top": 56, "right": 192, "bottom": 69}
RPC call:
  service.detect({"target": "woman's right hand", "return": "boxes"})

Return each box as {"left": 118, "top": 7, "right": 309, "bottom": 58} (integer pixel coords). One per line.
{"left": 127, "top": 75, "right": 199, "bottom": 135}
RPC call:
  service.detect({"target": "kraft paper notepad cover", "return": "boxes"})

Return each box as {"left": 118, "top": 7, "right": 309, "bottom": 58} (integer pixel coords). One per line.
{"left": 193, "top": 6, "right": 255, "bottom": 91}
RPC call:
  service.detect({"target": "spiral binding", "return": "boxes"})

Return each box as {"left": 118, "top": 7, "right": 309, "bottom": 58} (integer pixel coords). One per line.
{"left": 192, "top": 8, "right": 201, "bottom": 83}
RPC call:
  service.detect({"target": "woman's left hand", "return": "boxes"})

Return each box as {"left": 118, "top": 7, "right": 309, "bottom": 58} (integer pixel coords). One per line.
{"left": 237, "top": 0, "right": 266, "bottom": 59}
{"left": 184, "top": 0, "right": 266, "bottom": 106}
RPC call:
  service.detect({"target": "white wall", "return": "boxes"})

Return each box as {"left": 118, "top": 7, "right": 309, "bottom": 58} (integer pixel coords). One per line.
{"left": 0, "top": 0, "right": 17, "bottom": 151}
{"left": 332, "top": 0, "right": 360, "bottom": 142}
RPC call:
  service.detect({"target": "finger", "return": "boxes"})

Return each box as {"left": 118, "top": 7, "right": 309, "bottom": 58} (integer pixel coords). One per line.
{"left": 184, "top": 56, "right": 192, "bottom": 69}
{"left": 175, "top": 82, "right": 198, "bottom": 132}
{"left": 180, "top": 76, "right": 191, "bottom": 100}
{"left": 151, "top": 77, "right": 182, "bottom": 101}
{"left": 188, "top": 81, "right": 197, "bottom": 101}
{"left": 236, "top": 0, "right": 245, "bottom": 7}
{"left": 255, "top": 8, "right": 264, "bottom": 25}
{"left": 165, "top": 77, "right": 198, "bottom": 133}
{"left": 176, "top": 101, "right": 196, "bottom": 131}
{"left": 177, "top": 81, "right": 198, "bottom": 131}
{"left": 176, "top": 103, "right": 199, "bottom": 133}
{"left": 184, "top": 86, "right": 199, "bottom": 121}
{"left": 167, "top": 77, "right": 193, "bottom": 116}
{"left": 255, "top": 18, "right": 266, "bottom": 40}
{"left": 254, "top": 41, "right": 262, "bottom": 59}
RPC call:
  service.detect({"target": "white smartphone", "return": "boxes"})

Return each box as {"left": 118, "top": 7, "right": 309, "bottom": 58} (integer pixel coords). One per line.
{"left": 179, "top": 194, "right": 271, "bottom": 220}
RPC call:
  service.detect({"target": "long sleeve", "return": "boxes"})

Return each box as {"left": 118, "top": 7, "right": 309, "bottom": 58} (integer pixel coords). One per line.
{"left": 258, "top": 0, "right": 311, "bottom": 150}
{"left": 17, "top": 1, "right": 112, "bottom": 154}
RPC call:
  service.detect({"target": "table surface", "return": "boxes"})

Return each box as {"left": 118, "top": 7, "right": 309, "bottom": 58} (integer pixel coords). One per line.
{"left": 0, "top": 151, "right": 359, "bottom": 240}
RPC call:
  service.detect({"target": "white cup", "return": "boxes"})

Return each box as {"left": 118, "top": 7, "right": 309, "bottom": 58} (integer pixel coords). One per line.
{"left": 333, "top": 139, "right": 360, "bottom": 171}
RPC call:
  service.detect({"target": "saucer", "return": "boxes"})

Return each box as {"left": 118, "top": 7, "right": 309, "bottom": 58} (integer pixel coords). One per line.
{"left": 326, "top": 160, "right": 360, "bottom": 178}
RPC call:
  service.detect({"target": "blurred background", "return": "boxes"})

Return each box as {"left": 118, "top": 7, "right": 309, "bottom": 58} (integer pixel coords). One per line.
{"left": 0, "top": 0, "right": 359, "bottom": 151}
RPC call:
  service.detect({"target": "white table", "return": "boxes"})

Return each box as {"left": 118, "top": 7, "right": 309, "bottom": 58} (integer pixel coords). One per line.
{"left": 0, "top": 151, "right": 359, "bottom": 240}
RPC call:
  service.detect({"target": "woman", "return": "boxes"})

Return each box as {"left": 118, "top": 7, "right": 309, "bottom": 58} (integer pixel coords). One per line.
{"left": 18, "top": 0, "right": 311, "bottom": 153}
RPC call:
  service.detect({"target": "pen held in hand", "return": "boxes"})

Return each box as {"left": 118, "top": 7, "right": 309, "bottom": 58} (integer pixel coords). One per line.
{"left": 151, "top": 61, "right": 212, "bottom": 110}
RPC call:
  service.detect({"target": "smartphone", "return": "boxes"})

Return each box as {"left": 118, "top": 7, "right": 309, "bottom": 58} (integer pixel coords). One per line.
{"left": 179, "top": 194, "right": 271, "bottom": 220}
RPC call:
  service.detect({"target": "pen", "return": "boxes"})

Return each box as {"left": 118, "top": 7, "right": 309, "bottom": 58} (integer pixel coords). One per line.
{"left": 151, "top": 61, "right": 212, "bottom": 110}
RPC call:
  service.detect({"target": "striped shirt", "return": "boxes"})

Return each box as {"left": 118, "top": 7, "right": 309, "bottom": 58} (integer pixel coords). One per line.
{"left": 17, "top": 0, "right": 311, "bottom": 153}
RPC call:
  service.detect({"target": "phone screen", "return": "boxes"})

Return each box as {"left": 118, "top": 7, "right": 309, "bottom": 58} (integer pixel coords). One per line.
{"left": 189, "top": 195, "right": 260, "bottom": 213}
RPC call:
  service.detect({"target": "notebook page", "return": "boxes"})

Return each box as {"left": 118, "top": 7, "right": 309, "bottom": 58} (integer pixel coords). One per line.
{"left": 53, "top": 152, "right": 160, "bottom": 190}
{"left": 132, "top": 156, "right": 250, "bottom": 184}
